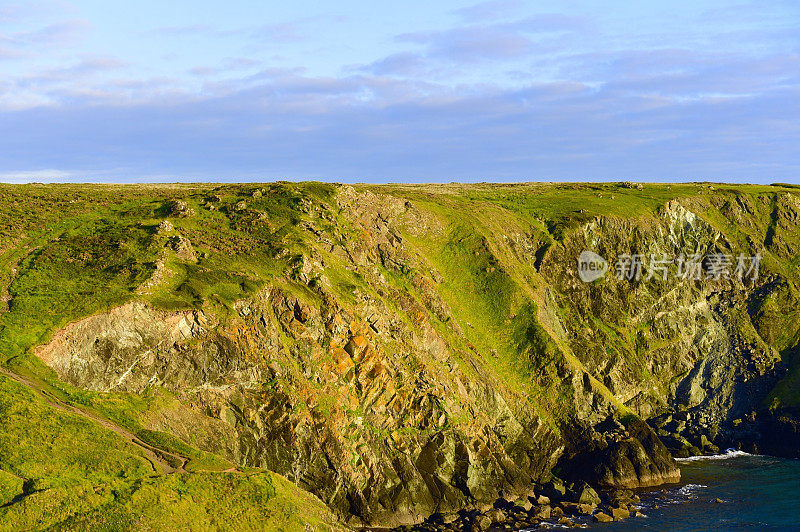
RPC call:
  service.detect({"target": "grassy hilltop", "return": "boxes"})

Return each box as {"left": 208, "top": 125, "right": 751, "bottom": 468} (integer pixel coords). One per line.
{"left": 0, "top": 181, "right": 799, "bottom": 529}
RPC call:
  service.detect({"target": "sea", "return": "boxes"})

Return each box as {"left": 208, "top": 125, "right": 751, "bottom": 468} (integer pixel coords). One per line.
{"left": 535, "top": 450, "right": 800, "bottom": 531}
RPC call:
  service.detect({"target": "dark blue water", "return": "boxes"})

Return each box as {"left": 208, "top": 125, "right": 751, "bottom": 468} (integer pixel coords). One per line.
{"left": 593, "top": 452, "right": 800, "bottom": 531}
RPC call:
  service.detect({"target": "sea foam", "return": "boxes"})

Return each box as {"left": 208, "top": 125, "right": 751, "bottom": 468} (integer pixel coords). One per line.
{"left": 675, "top": 448, "right": 752, "bottom": 462}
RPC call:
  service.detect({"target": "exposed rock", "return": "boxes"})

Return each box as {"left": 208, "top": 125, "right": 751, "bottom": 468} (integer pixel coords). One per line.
{"left": 157, "top": 220, "right": 174, "bottom": 233}
{"left": 542, "top": 478, "right": 566, "bottom": 500}
{"left": 593, "top": 511, "right": 613, "bottom": 522}
{"left": 169, "top": 234, "right": 197, "bottom": 262}
{"left": 166, "top": 199, "right": 195, "bottom": 217}
{"left": 570, "top": 481, "right": 601, "bottom": 505}
{"left": 611, "top": 506, "right": 630, "bottom": 520}
{"left": 600, "top": 420, "right": 677, "bottom": 488}
{"left": 485, "top": 508, "right": 506, "bottom": 523}
{"left": 34, "top": 288, "right": 561, "bottom": 527}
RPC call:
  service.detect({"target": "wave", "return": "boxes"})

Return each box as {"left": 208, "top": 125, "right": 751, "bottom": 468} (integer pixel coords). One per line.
{"left": 676, "top": 483, "right": 707, "bottom": 495}
{"left": 675, "top": 448, "right": 753, "bottom": 462}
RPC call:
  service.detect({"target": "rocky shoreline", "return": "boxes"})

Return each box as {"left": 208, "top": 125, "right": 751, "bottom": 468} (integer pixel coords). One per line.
{"left": 390, "top": 478, "right": 651, "bottom": 531}
{"left": 389, "top": 441, "right": 791, "bottom": 532}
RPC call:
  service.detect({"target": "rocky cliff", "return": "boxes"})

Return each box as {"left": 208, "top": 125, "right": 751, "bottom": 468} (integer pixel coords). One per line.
{"left": 1, "top": 182, "right": 798, "bottom": 529}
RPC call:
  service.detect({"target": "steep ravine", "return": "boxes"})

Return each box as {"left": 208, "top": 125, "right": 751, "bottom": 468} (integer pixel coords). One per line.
{"left": 25, "top": 184, "right": 800, "bottom": 528}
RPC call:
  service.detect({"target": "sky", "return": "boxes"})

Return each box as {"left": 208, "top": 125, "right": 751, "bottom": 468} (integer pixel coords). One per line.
{"left": 0, "top": 0, "right": 798, "bottom": 183}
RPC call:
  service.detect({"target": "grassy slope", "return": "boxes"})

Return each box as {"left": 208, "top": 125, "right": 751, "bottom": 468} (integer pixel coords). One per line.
{"left": 0, "top": 181, "right": 798, "bottom": 528}
{"left": 0, "top": 183, "right": 342, "bottom": 531}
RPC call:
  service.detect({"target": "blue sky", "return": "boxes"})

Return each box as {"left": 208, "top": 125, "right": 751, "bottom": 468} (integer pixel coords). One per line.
{"left": 0, "top": 0, "right": 798, "bottom": 182}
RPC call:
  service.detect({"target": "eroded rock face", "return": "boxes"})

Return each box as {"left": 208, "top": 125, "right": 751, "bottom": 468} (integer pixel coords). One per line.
{"left": 37, "top": 303, "right": 232, "bottom": 392}
{"left": 36, "top": 293, "right": 560, "bottom": 527}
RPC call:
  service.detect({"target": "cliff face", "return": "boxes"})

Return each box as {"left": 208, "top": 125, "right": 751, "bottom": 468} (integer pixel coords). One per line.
{"left": 35, "top": 295, "right": 561, "bottom": 526}
{"left": 3, "top": 183, "right": 799, "bottom": 527}
{"left": 540, "top": 193, "right": 800, "bottom": 458}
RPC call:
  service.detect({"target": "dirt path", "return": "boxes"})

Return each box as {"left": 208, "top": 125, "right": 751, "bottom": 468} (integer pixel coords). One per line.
{"left": 0, "top": 366, "right": 191, "bottom": 476}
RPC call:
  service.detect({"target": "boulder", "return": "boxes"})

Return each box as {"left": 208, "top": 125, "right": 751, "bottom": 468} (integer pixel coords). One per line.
{"left": 570, "top": 481, "right": 601, "bottom": 505}
{"left": 561, "top": 502, "right": 595, "bottom": 516}
{"left": 485, "top": 508, "right": 506, "bottom": 523}
{"left": 593, "top": 512, "right": 613, "bottom": 523}
{"left": 513, "top": 499, "right": 533, "bottom": 513}
{"left": 561, "top": 419, "right": 681, "bottom": 489}
{"left": 608, "top": 489, "right": 634, "bottom": 506}
{"left": 473, "top": 514, "right": 492, "bottom": 530}
{"left": 611, "top": 506, "right": 630, "bottom": 520}
{"left": 542, "top": 478, "right": 567, "bottom": 499}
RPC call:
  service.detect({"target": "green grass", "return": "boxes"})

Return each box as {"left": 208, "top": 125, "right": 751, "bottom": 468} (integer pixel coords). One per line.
{"left": 0, "top": 365, "right": 341, "bottom": 531}
{"left": 1, "top": 470, "right": 342, "bottom": 532}
{"left": 135, "top": 429, "right": 235, "bottom": 472}
{"left": 0, "top": 376, "right": 154, "bottom": 489}
{"left": 0, "top": 469, "right": 24, "bottom": 507}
